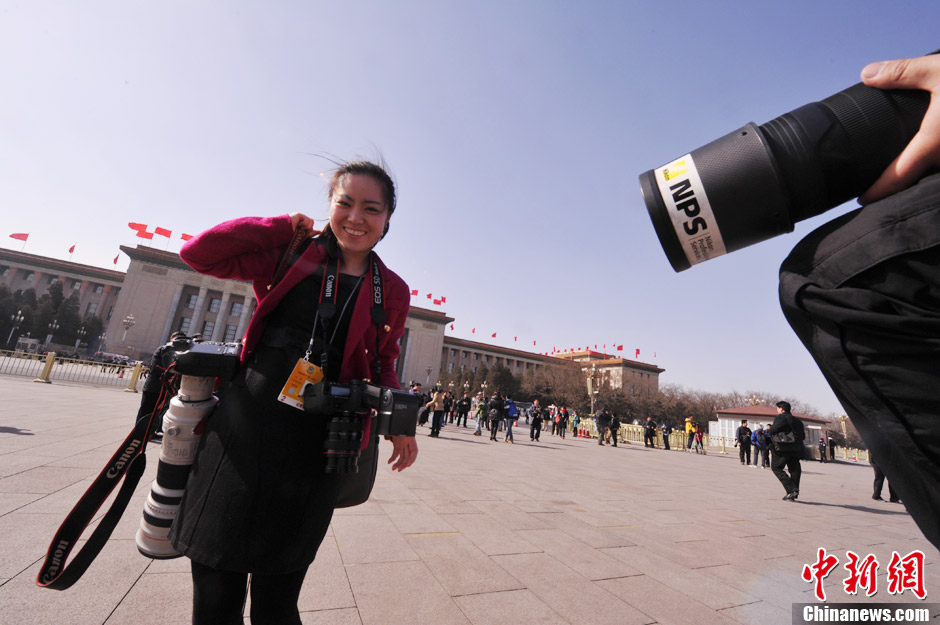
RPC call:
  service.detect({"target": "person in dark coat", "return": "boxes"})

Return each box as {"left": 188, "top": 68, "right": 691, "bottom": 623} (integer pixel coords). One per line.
{"left": 779, "top": 53, "right": 940, "bottom": 550}
{"left": 596, "top": 409, "right": 612, "bottom": 445}
{"left": 609, "top": 412, "right": 622, "bottom": 447}
{"left": 643, "top": 416, "right": 657, "bottom": 448}
{"left": 735, "top": 419, "right": 752, "bottom": 465}
{"left": 767, "top": 401, "right": 805, "bottom": 500}
{"left": 169, "top": 161, "right": 417, "bottom": 624}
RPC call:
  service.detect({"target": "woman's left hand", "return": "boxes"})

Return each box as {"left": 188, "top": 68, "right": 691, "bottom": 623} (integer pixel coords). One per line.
{"left": 387, "top": 436, "right": 418, "bottom": 472}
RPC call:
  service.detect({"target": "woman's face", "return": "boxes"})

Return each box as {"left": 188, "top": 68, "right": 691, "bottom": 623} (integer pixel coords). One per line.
{"left": 329, "top": 173, "right": 390, "bottom": 261}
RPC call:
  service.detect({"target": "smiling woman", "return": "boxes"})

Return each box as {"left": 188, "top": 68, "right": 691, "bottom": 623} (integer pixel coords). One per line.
{"left": 170, "top": 159, "right": 415, "bottom": 625}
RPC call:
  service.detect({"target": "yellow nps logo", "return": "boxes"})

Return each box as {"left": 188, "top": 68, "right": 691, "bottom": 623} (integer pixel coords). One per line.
{"left": 661, "top": 159, "right": 689, "bottom": 182}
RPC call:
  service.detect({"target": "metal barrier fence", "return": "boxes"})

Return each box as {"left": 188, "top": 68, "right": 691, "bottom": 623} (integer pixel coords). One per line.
{"left": 569, "top": 418, "right": 869, "bottom": 462}
{"left": 0, "top": 350, "right": 146, "bottom": 392}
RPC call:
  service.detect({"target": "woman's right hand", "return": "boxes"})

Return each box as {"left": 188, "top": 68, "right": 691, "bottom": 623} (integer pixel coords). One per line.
{"left": 289, "top": 212, "right": 316, "bottom": 237}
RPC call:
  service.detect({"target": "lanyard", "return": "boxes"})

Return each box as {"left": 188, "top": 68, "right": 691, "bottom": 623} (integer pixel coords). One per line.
{"left": 305, "top": 253, "right": 386, "bottom": 378}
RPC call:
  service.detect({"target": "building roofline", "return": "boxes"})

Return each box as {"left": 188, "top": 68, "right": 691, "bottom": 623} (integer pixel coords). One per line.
{"left": 715, "top": 405, "right": 829, "bottom": 424}
{"left": 443, "top": 335, "right": 563, "bottom": 363}
{"left": 0, "top": 248, "right": 125, "bottom": 282}
{"left": 408, "top": 306, "right": 455, "bottom": 324}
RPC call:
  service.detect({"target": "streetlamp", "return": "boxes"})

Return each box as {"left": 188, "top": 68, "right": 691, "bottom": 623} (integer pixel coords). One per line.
{"left": 481, "top": 380, "right": 488, "bottom": 396}
{"left": 425, "top": 365, "right": 432, "bottom": 385}
{"left": 74, "top": 325, "right": 87, "bottom": 353}
{"left": 98, "top": 332, "right": 107, "bottom": 353}
{"left": 587, "top": 365, "right": 599, "bottom": 415}
{"left": 46, "top": 319, "right": 60, "bottom": 347}
{"left": 121, "top": 314, "right": 136, "bottom": 341}
{"left": 7, "top": 309, "right": 24, "bottom": 346}
{"left": 463, "top": 381, "right": 469, "bottom": 394}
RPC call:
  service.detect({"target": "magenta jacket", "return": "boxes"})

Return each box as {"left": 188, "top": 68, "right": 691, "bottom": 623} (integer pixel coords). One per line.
{"left": 180, "top": 214, "right": 410, "bottom": 390}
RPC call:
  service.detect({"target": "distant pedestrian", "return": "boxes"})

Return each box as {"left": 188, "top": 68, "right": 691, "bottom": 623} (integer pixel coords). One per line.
{"left": 643, "top": 416, "right": 657, "bottom": 448}
{"left": 504, "top": 395, "right": 518, "bottom": 443}
{"left": 685, "top": 416, "right": 697, "bottom": 451}
{"left": 768, "top": 401, "right": 805, "bottom": 501}
{"left": 817, "top": 436, "right": 828, "bottom": 463}
{"left": 609, "top": 413, "right": 621, "bottom": 447}
{"left": 661, "top": 422, "right": 673, "bottom": 450}
{"left": 529, "top": 400, "right": 542, "bottom": 441}
{"left": 455, "top": 393, "right": 471, "bottom": 427}
{"left": 596, "top": 409, "right": 612, "bottom": 446}
{"left": 557, "top": 406, "right": 569, "bottom": 439}
{"left": 487, "top": 392, "right": 504, "bottom": 442}
{"left": 735, "top": 419, "right": 752, "bottom": 465}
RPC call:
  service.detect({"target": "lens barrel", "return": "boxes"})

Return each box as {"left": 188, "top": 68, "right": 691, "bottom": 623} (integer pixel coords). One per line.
{"left": 641, "top": 78, "right": 929, "bottom": 272}
{"left": 323, "top": 412, "right": 364, "bottom": 474}
{"left": 136, "top": 376, "right": 216, "bottom": 559}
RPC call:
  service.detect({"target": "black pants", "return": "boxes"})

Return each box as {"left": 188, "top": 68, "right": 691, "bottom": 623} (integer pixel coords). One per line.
{"left": 530, "top": 421, "right": 541, "bottom": 440}
{"left": 771, "top": 450, "right": 802, "bottom": 495}
{"left": 663, "top": 434, "right": 671, "bottom": 450}
{"left": 780, "top": 172, "right": 940, "bottom": 549}
{"left": 644, "top": 432, "right": 655, "bottom": 447}
{"left": 456, "top": 410, "right": 468, "bottom": 427}
{"left": 738, "top": 443, "right": 751, "bottom": 464}
{"left": 873, "top": 461, "right": 899, "bottom": 501}
{"left": 191, "top": 560, "right": 308, "bottom": 625}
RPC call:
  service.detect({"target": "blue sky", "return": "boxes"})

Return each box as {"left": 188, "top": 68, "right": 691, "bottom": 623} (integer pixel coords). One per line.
{"left": 1, "top": 1, "right": 937, "bottom": 416}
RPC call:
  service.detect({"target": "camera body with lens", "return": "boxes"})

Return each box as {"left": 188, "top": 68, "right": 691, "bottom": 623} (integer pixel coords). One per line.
{"left": 303, "top": 380, "right": 419, "bottom": 474}
{"left": 640, "top": 50, "right": 936, "bottom": 272}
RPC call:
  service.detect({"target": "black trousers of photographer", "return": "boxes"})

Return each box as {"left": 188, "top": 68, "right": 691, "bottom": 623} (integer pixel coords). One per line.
{"left": 779, "top": 172, "right": 940, "bottom": 551}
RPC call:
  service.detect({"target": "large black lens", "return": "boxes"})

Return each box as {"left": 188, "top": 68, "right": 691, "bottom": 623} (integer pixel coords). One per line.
{"left": 641, "top": 76, "right": 929, "bottom": 272}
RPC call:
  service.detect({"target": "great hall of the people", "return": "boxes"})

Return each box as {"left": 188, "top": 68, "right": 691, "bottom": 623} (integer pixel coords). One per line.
{"left": 1, "top": 245, "right": 664, "bottom": 394}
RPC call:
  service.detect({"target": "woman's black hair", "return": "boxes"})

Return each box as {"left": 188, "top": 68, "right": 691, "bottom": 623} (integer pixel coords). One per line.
{"left": 316, "top": 160, "right": 396, "bottom": 258}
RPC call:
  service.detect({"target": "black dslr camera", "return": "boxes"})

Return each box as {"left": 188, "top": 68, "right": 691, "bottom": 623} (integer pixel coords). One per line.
{"left": 303, "top": 380, "right": 419, "bottom": 474}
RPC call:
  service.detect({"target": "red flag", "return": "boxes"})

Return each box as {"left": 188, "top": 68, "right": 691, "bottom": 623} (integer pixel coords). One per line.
{"left": 426, "top": 293, "right": 432, "bottom": 299}
{"left": 154, "top": 227, "right": 172, "bottom": 238}
{"left": 9, "top": 233, "right": 28, "bottom": 241}
{"left": 68, "top": 244, "right": 75, "bottom": 254}
{"left": 450, "top": 323, "right": 454, "bottom": 330}
{"left": 440, "top": 296, "right": 446, "bottom": 303}
{"left": 181, "top": 233, "right": 193, "bottom": 241}
{"left": 491, "top": 332, "right": 497, "bottom": 338}
{"left": 113, "top": 254, "right": 119, "bottom": 265}
{"left": 533, "top": 340, "right": 536, "bottom": 346}
{"left": 433, "top": 299, "right": 441, "bottom": 305}
{"left": 472, "top": 328, "right": 475, "bottom": 333}
{"left": 410, "top": 289, "right": 418, "bottom": 296}
{"left": 616, "top": 345, "right": 623, "bottom": 351}
{"left": 136, "top": 230, "right": 154, "bottom": 240}
{"left": 635, "top": 348, "right": 640, "bottom": 358}
{"left": 128, "top": 222, "right": 147, "bottom": 232}
{"left": 514, "top": 336, "right": 517, "bottom": 342}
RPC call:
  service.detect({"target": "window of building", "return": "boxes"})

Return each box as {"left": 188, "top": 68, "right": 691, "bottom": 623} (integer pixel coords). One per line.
{"left": 223, "top": 325, "right": 238, "bottom": 342}
{"left": 449, "top": 348, "right": 456, "bottom": 357}
{"left": 460, "top": 364, "right": 466, "bottom": 372}
{"left": 93, "top": 283, "right": 104, "bottom": 294}
{"left": 484, "top": 355, "right": 490, "bottom": 363}
{"left": 473, "top": 353, "right": 479, "bottom": 361}
{"left": 208, "top": 298, "right": 221, "bottom": 313}
{"left": 185, "top": 294, "right": 198, "bottom": 309}
{"left": 72, "top": 280, "right": 82, "bottom": 290}
{"left": 113, "top": 288, "right": 120, "bottom": 297}
{"left": 178, "top": 317, "right": 192, "bottom": 334}
{"left": 472, "top": 366, "right": 478, "bottom": 373}
{"left": 447, "top": 362, "right": 454, "bottom": 373}
{"left": 86, "top": 302, "right": 98, "bottom": 316}
{"left": 106, "top": 306, "right": 114, "bottom": 321}
{"left": 202, "top": 320, "right": 215, "bottom": 337}
{"left": 461, "top": 351, "right": 468, "bottom": 358}
{"left": 47, "top": 275, "right": 58, "bottom": 285}
{"left": 24, "top": 271, "right": 34, "bottom": 282}
{"left": 0, "top": 266, "right": 8, "bottom": 277}
{"left": 230, "top": 301, "right": 244, "bottom": 317}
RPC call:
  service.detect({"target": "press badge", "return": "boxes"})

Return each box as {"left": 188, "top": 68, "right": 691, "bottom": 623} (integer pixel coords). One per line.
{"left": 277, "top": 359, "right": 324, "bottom": 410}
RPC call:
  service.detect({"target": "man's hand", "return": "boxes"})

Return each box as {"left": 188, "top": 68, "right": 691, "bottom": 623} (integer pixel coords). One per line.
{"left": 859, "top": 55, "right": 940, "bottom": 204}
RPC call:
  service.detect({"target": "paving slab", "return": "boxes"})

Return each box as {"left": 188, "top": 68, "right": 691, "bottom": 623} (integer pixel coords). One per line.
{"left": 1, "top": 376, "right": 939, "bottom": 625}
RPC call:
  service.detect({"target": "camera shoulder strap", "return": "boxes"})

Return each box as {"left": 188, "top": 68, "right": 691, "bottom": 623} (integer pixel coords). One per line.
{"left": 36, "top": 375, "right": 176, "bottom": 590}
{"left": 36, "top": 416, "right": 152, "bottom": 589}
